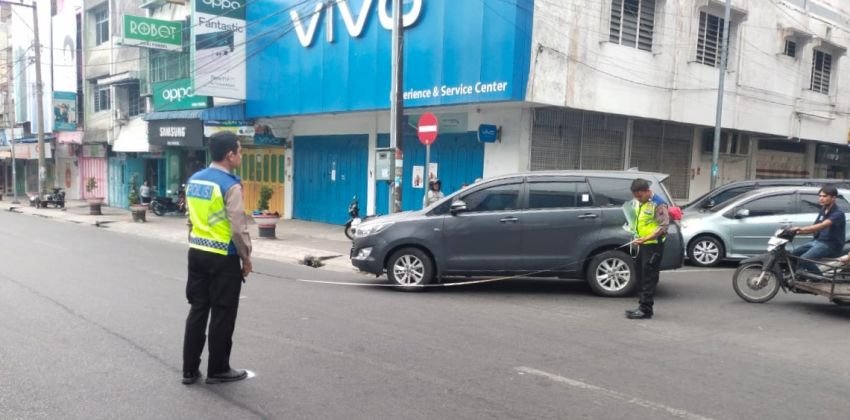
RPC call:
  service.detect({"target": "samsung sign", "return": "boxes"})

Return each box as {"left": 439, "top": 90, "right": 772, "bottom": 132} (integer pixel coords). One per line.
{"left": 247, "top": 0, "right": 533, "bottom": 117}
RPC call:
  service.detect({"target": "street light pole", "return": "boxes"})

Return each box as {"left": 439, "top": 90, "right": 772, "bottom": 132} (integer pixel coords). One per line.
{"left": 6, "top": 46, "right": 18, "bottom": 203}
{"left": 710, "top": 0, "right": 732, "bottom": 190}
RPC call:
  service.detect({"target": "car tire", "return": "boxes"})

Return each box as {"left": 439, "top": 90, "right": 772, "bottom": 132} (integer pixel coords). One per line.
{"left": 688, "top": 236, "right": 725, "bottom": 267}
{"left": 586, "top": 250, "right": 638, "bottom": 297}
{"left": 386, "top": 247, "right": 434, "bottom": 291}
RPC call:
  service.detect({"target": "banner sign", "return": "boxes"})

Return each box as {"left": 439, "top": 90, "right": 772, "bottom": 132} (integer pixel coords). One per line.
{"left": 152, "top": 78, "right": 211, "bottom": 111}
{"left": 14, "top": 143, "right": 53, "bottom": 160}
{"left": 192, "top": 0, "right": 247, "bottom": 99}
{"left": 123, "top": 15, "right": 183, "bottom": 51}
{"left": 204, "top": 120, "right": 255, "bottom": 138}
{"left": 53, "top": 91, "right": 78, "bottom": 131}
{"left": 149, "top": 119, "right": 204, "bottom": 148}
{"left": 247, "top": 0, "right": 532, "bottom": 117}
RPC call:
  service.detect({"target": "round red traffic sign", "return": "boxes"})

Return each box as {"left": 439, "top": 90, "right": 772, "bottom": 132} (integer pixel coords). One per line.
{"left": 417, "top": 112, "right": 438, "bottom": 145}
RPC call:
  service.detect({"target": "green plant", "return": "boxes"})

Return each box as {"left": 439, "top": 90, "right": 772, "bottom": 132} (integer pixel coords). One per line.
{"left": 258, "top": 185, "right": 274, "bottom": 212}
{"left": 86, "top": 177, "right": 97, "bottom": 193}
{"left": 128, "top": 174, "right": 140, "bottom": 206}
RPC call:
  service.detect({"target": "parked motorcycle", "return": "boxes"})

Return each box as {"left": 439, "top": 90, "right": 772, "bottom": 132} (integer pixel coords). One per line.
{"left": 732, "top": 227, "right": 850, "bottom": 305}
{"left": 344, "top": 196, "right": 375, "bottom": 240}
{"left": 150, "top": 185, "right": 186, "bottom": 216}
{"left": 30, "top": 187, "right": 66, "bottom": 209}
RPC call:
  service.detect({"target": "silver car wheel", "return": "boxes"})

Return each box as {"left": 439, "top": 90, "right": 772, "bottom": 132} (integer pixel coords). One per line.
{"left": 693, "top": 240, "right": 720, "bottom": 265}
{"left": 393, "top": 254, "right": 426, "bottom": 285}
{"left": 595, "top": 258, "right": 632, "bottom": 292}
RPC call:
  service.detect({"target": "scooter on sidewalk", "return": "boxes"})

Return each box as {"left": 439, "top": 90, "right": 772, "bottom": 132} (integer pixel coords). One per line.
{"left": 150, "top": 185, "right": 186, "bottom": 216}
{"left": 29, "top": 187, "right": 65, "bottom": 209}
{"left": 344, "top": 196, "right": 375, "bottom": 240}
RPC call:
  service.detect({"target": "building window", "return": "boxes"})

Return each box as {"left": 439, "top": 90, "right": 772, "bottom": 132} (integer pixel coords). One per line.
{"left": 810, "top": 49, "right": 832, "bottom": 94}
{"left": 696, "top": 11, "right": 725, "bottom": 67}
{"left": 784, "top": 40, "right": 797, "bottom": 58}
{"left": 95, "top": 9, "right": 109, "bottom": 46}
{"left": 127, "top": 83, "right": 142, "bottom": 117}
{"left": 609, "top": 0, "right": 656, "bottom": 51}
{"left": 149, "top": 50, "right": 190, "bottom": 84}
{"left": 94, "top": 86, "right": 111, "bottom": 112}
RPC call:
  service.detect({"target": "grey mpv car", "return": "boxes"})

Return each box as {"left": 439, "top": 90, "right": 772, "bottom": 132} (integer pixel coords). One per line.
{"left": 351, "top": 171, "right": 685, "bottom": 296}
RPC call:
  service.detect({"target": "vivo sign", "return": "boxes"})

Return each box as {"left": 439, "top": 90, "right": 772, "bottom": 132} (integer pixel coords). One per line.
{"left": 291, "top": 0, "right": 422, "bottom": 47}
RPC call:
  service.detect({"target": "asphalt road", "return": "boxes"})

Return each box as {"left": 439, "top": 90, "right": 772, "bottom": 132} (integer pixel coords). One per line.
{"left": 1, "top": 211, "right": 849, "bottom": 420}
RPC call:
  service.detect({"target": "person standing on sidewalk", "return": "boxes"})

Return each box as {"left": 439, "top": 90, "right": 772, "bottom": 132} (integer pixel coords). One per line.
{"left": 182, "top": 132, "right": 252, "bottom": 385}
{"left": 625, "top": 178, "right": 669, "bottom": 320}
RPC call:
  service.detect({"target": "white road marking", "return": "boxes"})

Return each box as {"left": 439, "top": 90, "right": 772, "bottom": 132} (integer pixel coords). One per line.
{"left": 296, "top": 279, "right": 398, "bottom": 287}
{"left": 666, "top": 268, "right": 733, "bottom": 274}
{"left": 246, "top": 370, "right": 256, "bottom": 379}
{"left": 515, "top": 367, "right": 714, "bottom": 420}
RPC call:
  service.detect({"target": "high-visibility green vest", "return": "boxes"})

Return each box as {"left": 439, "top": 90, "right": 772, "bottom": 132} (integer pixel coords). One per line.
{"left": 186, "top": 168, "right": 239, "bottom": 256}
{"left": 634, "top": 196, "right": 666, "bottom": 245}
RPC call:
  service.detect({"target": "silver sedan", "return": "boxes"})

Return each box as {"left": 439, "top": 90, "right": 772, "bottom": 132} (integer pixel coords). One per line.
{"left": 681, "top": 186, "right": 850, "bottom": 267}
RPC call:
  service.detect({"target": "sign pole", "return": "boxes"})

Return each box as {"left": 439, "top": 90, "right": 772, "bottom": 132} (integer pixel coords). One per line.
{"left": 424, "top": 143, "right": 430, "bottom": 205}
{"left": 710, "top": 0, "right": 732, "bottom": 190}
{"left": 6, "top": 46, "right": 17, "bottom": 204}
{"left": 32, "top": 0, "right": 46, "bottom": 196}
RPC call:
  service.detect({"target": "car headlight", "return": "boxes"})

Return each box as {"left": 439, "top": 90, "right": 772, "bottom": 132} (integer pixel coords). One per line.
{"left": 354, "top": 221, "right": 395, "bottom": 238}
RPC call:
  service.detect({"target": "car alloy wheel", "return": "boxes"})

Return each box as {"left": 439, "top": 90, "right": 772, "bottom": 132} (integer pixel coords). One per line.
{"left": 392, "top": 254, "right": 426, "bottom": 286}
{"left": 692, "top": 239, "right": 721, "bottom": 266}
{"left": 595, "top": 258, "right": 632, "bottom": 293}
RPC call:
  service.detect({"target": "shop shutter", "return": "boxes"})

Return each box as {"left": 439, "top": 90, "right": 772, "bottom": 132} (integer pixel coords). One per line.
{"left": 530, "top": 108, "right": 581, "bottom": 170}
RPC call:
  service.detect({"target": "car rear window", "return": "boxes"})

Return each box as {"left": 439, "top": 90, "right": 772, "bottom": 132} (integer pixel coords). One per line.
{"left": 589, "top": 177, "right": 671, "bottom": 207}
{"left": 528, "top": 182, "right": 594, "bottom": 209}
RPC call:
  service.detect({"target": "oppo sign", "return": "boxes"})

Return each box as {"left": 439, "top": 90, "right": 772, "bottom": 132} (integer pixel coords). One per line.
{"left": 291, "top": 0, "right": 423, "bottom": 47}
{"left": 152, "top": 79, "right": 209, "bottom": 111}
{"left": 202, "top": 0, "right": 243, "bottom": 10}
{"left": 162, "top": 86, "right": 194, "bottom": 103}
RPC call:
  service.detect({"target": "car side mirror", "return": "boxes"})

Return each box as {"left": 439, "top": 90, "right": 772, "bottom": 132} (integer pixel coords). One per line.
{"left": 735, "top": 208, "right": 750, "bottom": 219}
{"left": 705, "top": 199, "right": 716, "bottom": 208}
{"left": 450, "top": 200, "right": 468, "bottom": 214}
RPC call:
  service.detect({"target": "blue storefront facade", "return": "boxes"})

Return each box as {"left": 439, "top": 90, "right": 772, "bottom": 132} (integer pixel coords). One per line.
{"left": 246, "top": 0, "right": 534, "bottom": 224}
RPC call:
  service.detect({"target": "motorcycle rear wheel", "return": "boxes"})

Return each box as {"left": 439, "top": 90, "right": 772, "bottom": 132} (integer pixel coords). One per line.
{"left": 733, "top": 262, "right": 781, "bottom": 303}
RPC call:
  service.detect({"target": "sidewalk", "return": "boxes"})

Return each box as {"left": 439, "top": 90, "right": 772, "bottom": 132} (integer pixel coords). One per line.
{"left": 0, "top": 199, "right": 357, "bottom": 273}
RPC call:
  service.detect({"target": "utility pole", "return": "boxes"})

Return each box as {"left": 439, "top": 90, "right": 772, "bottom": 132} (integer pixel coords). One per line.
{"left": 31, "top": 0, "right": 45, "bottom": 195}
{"left": 710, "top": 0, "right": 732, "bottom": 190}
{"left": 389, "top": 0, "right": 404, "bottom": 213}
{"left": 0, "top": 0, "right": 45, "bottom": 195}
{"left": 6, "top": 47, "right": 18, "bottom": 204}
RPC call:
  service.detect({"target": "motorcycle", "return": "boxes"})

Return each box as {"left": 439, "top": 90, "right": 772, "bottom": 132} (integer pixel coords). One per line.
{"left": 344, "top": 196, "right": 375, "bottom": 240}
{"left": 30, "top": 187, "right": 66, "bottom": 209}
{"left": 150, "top": 185, "right": 186, "bottom": 216}
{"left": 732, "top": 227, "right": 850, "bottom": 305}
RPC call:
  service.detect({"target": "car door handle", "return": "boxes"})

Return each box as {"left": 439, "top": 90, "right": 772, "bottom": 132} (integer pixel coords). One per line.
{"left": 500, "top": 217, "right": 519, "bottom": 223}
{"left": 577, "top": 213, "right": 598, "bottom": 220}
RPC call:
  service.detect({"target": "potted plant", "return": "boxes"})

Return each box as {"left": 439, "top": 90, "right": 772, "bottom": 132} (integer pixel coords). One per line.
{"left": 128, "top": 175, "right": 147, "bottom": 223}
{"left": 85, "top": 177, "right": 104, "bottom": 215}
{"left": 253, "top": 185, "right": 280, "bottom": 238}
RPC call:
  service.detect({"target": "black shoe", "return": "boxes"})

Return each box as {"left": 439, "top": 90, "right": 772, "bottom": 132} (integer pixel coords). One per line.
{"left": 205, "top": 368, "right": 248, "bottom": 384}
{"left": 625, "top": 309, "right": 653, "bottom": 319}
{"left": 182, "top": 370, "right": 201, "bottom": 385}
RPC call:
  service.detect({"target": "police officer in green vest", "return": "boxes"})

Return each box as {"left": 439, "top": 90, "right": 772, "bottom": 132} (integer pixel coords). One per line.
{"left": 182, "top": 132, "right": 253, "bottom": 384}
{"left": 625, "top": 179, "right": 670, "bottom": 320}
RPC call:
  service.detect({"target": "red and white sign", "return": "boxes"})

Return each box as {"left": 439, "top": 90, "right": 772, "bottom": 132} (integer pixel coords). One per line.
{"left": 417, "top": 112, "right": 438, "bottom": 145}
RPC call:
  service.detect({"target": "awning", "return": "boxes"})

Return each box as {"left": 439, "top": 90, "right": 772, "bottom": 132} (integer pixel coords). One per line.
{"left": 56, "top": 131, "right": 84, "bottom": 144}
{"left": 144, "top": 103, "right": 246, "bottom": 122}
{"left": 112, "top": 118, "right": 149, "bottom": 152}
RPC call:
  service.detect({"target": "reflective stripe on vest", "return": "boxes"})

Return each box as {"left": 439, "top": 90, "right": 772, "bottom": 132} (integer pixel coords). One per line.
{"left": 186, "top": 179, "right": 232, "bottom": 256}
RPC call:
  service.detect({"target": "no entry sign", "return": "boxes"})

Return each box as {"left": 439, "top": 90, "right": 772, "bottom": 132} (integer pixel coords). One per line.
{"left": 417, "top": 112, "right": 438, "bottom": 145}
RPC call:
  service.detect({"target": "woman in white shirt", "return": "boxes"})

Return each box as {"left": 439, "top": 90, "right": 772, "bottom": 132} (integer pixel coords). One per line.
{"left": 423, "top": 179, "right": 445, "bottom": 208}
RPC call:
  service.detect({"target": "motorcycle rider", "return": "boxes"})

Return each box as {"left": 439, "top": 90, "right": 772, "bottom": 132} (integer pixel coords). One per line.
{"left": 791, "top": 185, "right": 846, "bottom": 274}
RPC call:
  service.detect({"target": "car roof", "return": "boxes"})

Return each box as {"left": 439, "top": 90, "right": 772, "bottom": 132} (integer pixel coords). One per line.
{"left": 717, "top": 178, "right": 848, "bottom": 188}
{"left": 719, "top": 186, "right": 850, "bottom": 208}
{"left": 485, "top": 170, "right": 670, "bottom": 182}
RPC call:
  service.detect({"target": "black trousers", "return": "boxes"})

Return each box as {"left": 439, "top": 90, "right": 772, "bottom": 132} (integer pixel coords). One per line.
{"left": 637, "top": 243, "right": 664, "bottom": 312}
{"left": 183, "top": 248, "right": 244, "bottom": 376}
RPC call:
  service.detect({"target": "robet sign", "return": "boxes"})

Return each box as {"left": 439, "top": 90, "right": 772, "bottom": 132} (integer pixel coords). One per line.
{"left": 123, "top": 15, "right": 183, "bottom": 51}
{"left": 152, "top": 78, "right": 211, "bottom": 112}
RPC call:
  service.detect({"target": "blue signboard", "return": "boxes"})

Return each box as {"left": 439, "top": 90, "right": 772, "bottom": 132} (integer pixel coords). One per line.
{"left": 246, "top": 0, "right": 533, "bottom": 117}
